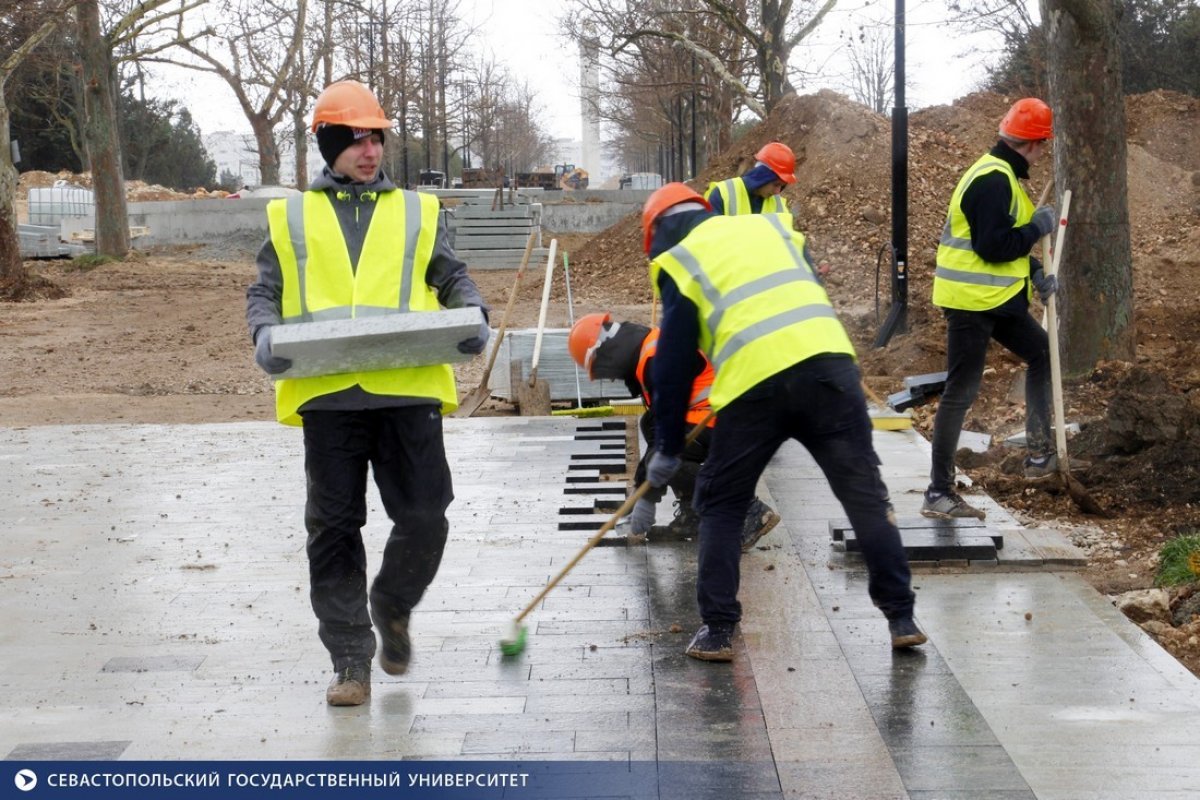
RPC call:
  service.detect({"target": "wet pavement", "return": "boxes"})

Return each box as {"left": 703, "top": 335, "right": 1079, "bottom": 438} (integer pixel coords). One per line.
{"left": 2, "top": 417, "right": 1199, "bottom": 798}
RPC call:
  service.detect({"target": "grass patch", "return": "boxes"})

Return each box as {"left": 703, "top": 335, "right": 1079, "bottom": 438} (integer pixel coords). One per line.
{"left": 1155, "top": 532, "right": 1200, "bottom": 588}
{"left": 69, "top": 253, "right": 118, "bottom": 271}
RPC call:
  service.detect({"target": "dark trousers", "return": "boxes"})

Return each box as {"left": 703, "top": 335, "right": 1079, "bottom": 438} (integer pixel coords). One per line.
{"left": 929, "top": 296, "right": 1051, "bottom": 494}
{"left": 637, "top": 409, "right": 710, "bottom": 503}
{"left": 301, "top": 406, "right": 453, "bottom": 670}
{"left": 693, "top": 356, "right": 915, "bottom": 625}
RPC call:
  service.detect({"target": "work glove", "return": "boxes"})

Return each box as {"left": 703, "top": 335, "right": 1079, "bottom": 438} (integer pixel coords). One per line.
{"left": 1031, "top": 269, "right": 1058, "bottom": 303}
{"left": 1030, "top": 205, "right": 1057, "bottom": 238}
{"left": 253, "top": 326, "right": 293, "bottom": 376}
{"left": 457, "top": 320, "right": 490, "bottom": 355}
{"left": 645, "top": 451, "right": 682, "bottom": 488}
{"left": 628, "top": 497, "right": 656, "bottom": 536}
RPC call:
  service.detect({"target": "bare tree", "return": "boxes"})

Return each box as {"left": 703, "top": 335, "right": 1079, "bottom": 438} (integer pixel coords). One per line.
{"left": 843, "top": 22, "right": 893, "bottom": 114}
{"left": 1042, "top": 0, "right": 1134, "bottom": 374}
{"left": 1, "top": 2, "right": 73, "bottom": 289}
{"left": 161, "top": 0, "right": 308, "bottom": 185}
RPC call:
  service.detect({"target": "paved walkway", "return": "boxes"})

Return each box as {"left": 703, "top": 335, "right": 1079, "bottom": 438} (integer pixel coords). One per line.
{"left": 2, "top": 417, "right": 1199, "bottom": 798}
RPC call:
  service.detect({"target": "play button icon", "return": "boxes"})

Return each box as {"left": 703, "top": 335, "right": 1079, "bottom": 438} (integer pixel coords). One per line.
{"left": 14, "top": 769, "right": 37, "bottom": 791}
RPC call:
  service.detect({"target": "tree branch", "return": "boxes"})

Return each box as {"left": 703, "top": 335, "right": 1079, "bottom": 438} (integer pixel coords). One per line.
{"left": 785, "top": 0, "right": 839, "bottom": 49}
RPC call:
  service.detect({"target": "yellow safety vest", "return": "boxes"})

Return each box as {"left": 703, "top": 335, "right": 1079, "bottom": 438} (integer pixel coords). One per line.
{"left": 266, "top": 189, "right": 457, "bottom": 426}
{"left": 933, "top": 153, "right": 1035, "bottom": 311}
{"left": 649, "top": 214, "right": 855, "bottom": 411}
{"left": 705, "top": 177, "right": 790, "bottom": 216}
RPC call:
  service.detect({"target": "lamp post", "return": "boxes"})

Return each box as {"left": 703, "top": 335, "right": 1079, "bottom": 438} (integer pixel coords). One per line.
{"left": 874, "top": 0, "right": 908, "bottom": 347}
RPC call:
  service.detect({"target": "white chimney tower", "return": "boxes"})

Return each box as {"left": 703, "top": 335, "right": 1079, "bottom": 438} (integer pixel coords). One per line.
{"left": 580, "top": 32, "right": 601, "bottom": 180}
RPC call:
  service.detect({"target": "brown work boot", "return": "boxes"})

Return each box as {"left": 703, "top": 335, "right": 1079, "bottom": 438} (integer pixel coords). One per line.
{"left": 740, "top": 498, "right": 781, "bottom": 552}
{"left": 325, "top": 662, "right": 371, "bottom": 706}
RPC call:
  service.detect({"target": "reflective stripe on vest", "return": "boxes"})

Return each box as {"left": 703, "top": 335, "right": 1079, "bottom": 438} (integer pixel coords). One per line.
{"left": 634, "top": 329, "right": 716, "bottom": 427}
{"left": 648, "top": 215, "right": 855, "bottom": 411}
{"left": 266, "top": 189, "right": 457, "bottom": 426}
{"left": 932, "top": 154, "right": 1034, "bottom": 311}
{"left": 705, "top": 177, "right": 789, "bottom": 216}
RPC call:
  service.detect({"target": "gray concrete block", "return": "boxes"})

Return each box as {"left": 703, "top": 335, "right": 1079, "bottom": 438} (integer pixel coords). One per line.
{"left": 490, "top": 329, "right": 630, "bottom": 402}
{"left": 455, "top": 234, "right": 538, "bottom": 249}
{"left": 270, "top": 307, "right": 483, "bottom": 379}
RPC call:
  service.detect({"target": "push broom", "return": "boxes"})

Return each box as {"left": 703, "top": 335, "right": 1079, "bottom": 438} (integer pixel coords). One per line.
{"left": 500, "top": 413, "right": 714, "bottom": 656}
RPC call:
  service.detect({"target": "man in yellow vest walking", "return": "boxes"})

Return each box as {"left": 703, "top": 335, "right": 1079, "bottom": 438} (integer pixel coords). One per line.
{"left": 246, "top": 80, "right": 489, "bottom": 706}
{"left": 640, "top": 183, "right": 924, "bottom": 662}
{"left": 705, "top": 141, "right": 795, "bottom": 216}
{"left": 922, "top": 98, "right": 1061, "bottom": 521}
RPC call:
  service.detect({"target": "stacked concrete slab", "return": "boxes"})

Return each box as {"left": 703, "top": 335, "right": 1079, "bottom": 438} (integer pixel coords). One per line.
{"left": 450, "top": 191, "right": 548, "bottom": 269}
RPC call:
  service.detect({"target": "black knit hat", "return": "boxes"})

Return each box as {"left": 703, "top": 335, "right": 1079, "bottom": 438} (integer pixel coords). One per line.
{"left": 316, "top": 123, "right": 383, "bottom": 167}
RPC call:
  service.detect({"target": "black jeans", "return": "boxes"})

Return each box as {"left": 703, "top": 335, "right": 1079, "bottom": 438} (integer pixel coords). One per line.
{"left": 692, "top": 356, "right": 915, "bottom": 626}
{"left": 928, "top": 295, "right": 1051, "bottom": 495}
{"left": 636, "top": 410, "right": 711, "bottom": 503}
{"left": 301, "top": 405, "right": 453, "bottom": 670}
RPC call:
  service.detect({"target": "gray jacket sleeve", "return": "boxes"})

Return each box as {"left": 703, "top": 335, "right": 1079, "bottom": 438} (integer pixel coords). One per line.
{"left": 425, "top": 215, "right": 490, "bottom": 321}
{"left": 245, "top": 234, "right": 284, "bottom": 342}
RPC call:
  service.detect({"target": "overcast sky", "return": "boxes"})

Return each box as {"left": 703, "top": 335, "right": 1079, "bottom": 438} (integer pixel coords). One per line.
{"left": 150, "top": 0, "right": 1025, "bottom": 142}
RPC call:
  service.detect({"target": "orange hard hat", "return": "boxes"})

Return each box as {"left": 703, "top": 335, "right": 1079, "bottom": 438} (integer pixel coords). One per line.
{"left": 568, "top": 312, "right": 612, "bottom": 376}
{"left": 999, "top": 98, "right": 1053, "bottom": 141}
{"left": 311, "top": 80, "right": 392, "bottom": 132}
{"left": 641, "top": 183, "right": 711, "bottom": 254}
{"left": 754, "top": 141, "right": 796, "bottom": 184}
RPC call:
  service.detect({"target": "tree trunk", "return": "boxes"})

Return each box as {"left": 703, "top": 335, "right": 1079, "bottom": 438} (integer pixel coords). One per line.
{"left": 0, "top": 92, "right": 25, "bottom": 284}
{"left": 252, "top": 116, "right": 280, "bottom": 185}
{"left": 759, "top": 0, "right": 794, "bottom": 113}
{"left": 292, "top": 106, "right": 308, "bottom": 190}
{"left": 1042, "top": 0, "right": 1136, "bottom": 376}
{"left": 77, "top": 0, "right": 128, "bottom": 258}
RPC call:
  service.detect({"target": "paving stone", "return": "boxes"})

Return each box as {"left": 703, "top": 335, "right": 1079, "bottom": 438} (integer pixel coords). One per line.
{"left": 269, "top": 307, "right": 483, "bottom": 378}
{"left": 6, "top": 741, "right": 131, "bottom": 760}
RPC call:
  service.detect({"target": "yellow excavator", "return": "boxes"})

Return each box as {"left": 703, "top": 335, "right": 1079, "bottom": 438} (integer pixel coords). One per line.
{"left": 555, "top": 163, "right": 589, "bottom": 190}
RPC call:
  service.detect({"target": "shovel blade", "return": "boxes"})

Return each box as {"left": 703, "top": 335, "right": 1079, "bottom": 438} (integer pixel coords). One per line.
{"left": 450, "top": 385, "right": 490, "bottom": 418}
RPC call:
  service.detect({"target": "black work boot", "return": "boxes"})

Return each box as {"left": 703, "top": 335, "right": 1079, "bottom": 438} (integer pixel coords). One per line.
{"left": 740, "top": 498, "right": 781, "bottom": 552}
{"left": 684, "top": 623, "right": 735, "bottom": 662}
{"left": 888, "top": 616, "right": 928, "bottom": 649}
{"left": 665, "top": 499, "right": 701, "bottom": 537}
{"left": 326, "top": 661, "right": 371, "bottom": 706}
{"left": 371, "top": 608, "right": 412, "bottom": 676}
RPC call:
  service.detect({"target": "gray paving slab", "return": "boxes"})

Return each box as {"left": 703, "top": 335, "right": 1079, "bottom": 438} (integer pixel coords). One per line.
{"left": 2, "top": 419, "right": 1199, "bottom": 799}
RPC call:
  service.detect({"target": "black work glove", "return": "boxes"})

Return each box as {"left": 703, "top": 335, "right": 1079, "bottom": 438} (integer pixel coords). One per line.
{"left": 254, "top": 326, "right": 293, "bottom": 375}
{"left": 456, "top": 320, "right": 490, "bottom": 355}
{"left": 1031, "top": 269, "right": 1058, "bottom": 303}
{"left": 1030, "top": 205, "right": 1056, "bottom": 238}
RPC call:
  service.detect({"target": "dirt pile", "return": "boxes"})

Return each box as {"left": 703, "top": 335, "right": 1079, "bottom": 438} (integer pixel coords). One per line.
{"left": 16, "top": 170, "right": 228, "bottom": 203}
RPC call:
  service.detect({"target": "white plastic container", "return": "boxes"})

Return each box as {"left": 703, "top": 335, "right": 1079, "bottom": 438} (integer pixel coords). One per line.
{"left": 27, "top": 180, "right": 94, "bottom": 225}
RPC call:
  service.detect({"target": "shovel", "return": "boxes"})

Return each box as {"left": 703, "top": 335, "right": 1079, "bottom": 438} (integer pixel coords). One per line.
{"left": 451, "top": 230, "right": 537, "bottom": 418}
{"left": 1042, "top": 190, "right": 1107, "bottom": 516}
{"left": 515, "top": 238, "right": 558, "bottom": 416}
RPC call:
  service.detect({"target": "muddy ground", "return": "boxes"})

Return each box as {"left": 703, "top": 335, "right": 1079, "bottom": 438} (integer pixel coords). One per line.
{"left": 3, "top": 89, "right": 1198, "bottom": 677}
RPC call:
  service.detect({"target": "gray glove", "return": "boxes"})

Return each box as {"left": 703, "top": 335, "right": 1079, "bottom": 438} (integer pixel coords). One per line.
{"left": 628, "top": 497, "right": 656, "bottom": 535}
{"left": 1032, "top": 269, "right": 1058, "bottom": 303}
{"left": 253, "top": 326, "right": 293, "bottom": 375}
{"left": 645, "top": 451, "right": 682, "bottom": 488}
{"left": 1030, "top": 205, "right": 1057, "bottom": 238}
{"left": 457, "top": 320, "right": 490, "bottom": 355}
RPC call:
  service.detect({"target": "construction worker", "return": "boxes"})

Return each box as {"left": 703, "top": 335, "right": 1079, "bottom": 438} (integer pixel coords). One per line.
{"left": 705, "top": 141, "right": 795, "bottom": 216}
{"left": 923, "top": 97, "right": 1063, "bottom": 521}
{"left": 245, "top": 80, "right": 490, "bottom": 706}
{"left": 567, "top": 312, "right": 780, "bottom": 550}
{"left": 640, "top": 182, "right": 924, "bottom": 662}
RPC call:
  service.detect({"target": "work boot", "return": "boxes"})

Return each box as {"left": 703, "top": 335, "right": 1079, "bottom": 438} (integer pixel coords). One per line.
{"left": 684, "top": 623, "right": 735, "bottom": 662}
{"left": 326, "top": 661, "right": 371, "bottom": 706}
{"left": 1024, "top": 452, "right": 1091, "bottom": 482}
{"left": 921, "top": 490, "right": 986, "bottom": 520}
{"left": 888, "top": 617, "right": 928, "bottom": 649}
{"left": 740, "top": 498, "right": 781, "bottom": 552}
{"left": 664, "top": 499, "right": 701, "bottom": 537}
{"left": 371, "top": 609, "right": 412, "bottom": 676}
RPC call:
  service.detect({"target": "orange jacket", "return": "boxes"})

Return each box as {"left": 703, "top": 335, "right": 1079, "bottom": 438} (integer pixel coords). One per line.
{"left": 635, "top": 328, "right": 716, "bottom": 428}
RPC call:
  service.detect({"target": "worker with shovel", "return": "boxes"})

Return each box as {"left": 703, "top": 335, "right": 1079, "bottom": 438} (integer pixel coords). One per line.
{"left": 705, "top": 141, "right": 795, "bottom": 216}
{"left": 641, "top": 183, "right": 924, "bottom": 661}
{"left": 567, "top": 312, "right": 781, "bottom": 550}
{"left": 246, "top": 80, "right": 489, "bottom": 706}
{"left": 922, "top": 97, "right": 1067, "bottom": 521}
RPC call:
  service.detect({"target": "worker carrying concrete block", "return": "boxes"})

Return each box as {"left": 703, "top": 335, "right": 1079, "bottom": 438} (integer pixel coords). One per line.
{"left": 641, "top": 182, "right": 924, "bottom": 661}
{"left": 245, "top": 79, "right": 490, "bottom": 708}
{"left": 705, "top": 141, "right": 795, "bottom": 216}
{"left": 567, "top": 312, "right": 780, "bottom": 550}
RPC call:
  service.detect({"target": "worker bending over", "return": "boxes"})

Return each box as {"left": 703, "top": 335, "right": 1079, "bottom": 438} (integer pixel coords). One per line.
{"left": 568, "top": 313, "right": 780, "bottom": 550}
{"left": 705, "top": 141, "right": 795, "bottom": 216}
{"left": 641, "top": 182, "right": 924, "bottom": 662}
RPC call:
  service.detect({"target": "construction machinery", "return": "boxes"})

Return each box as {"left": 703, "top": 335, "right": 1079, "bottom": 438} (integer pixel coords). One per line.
{"left": 555, "top": 164, "right": 589, "bottom": 190}
{"left": 461, "top": 167, "right": 505, "bottom": 188}
{"left": 513, "top": 164, "right": 589, "bottom": 191}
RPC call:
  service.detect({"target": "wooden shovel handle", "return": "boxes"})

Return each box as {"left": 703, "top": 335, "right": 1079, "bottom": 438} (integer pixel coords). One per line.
{"left": 478, "top": 230, "right": 537, "bottom": 387}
